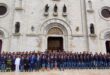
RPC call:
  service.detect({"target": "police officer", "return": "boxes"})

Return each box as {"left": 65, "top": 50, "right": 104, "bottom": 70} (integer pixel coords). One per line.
{"left": 6, "top": 55, "right": 12, "bottom": 72}
{"left": 0, "top": 55, "right": 6, "bottom": 72}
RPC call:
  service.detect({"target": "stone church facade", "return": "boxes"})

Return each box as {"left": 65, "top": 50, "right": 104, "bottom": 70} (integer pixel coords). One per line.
{"left": 0, "top": 0, "right": 110, "bottom": 53}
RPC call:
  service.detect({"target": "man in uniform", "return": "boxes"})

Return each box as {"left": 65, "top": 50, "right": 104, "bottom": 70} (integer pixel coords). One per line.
{"left": 0, "top": 54, "right": 6, "bottom": 72}
{"left": 15, "top": 55, "right": 21, "bottom": 72}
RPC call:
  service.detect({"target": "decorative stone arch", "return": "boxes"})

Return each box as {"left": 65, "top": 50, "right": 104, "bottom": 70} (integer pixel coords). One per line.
{"left": 104, "top": 32, "right": 110, "bottom": 40}
{"left": 0, "top": 27, "right": 9, "bottom": 38}
{"left": 0, "top": 28, "right": 9, "bottom": 53}
{"left": 0, "top": 30, "right": 4, "bottom": 38}
{"left": 40, "top": 18, "right": 72, "bottom": 36}
{"left": 104, "top": 31, "right": 110, "bottom": 53}
{"left": 40, "top": 18, "right": 71, "bottom": 51}
{"left": 100, "top": 28, "right": 110, "bottom": 40}
{"left": 99, "top": 29, "right": 110, "bottom": 53}
{"left": 0, "top": 30, "right": 4, "bottom": 53}
{"left": 45, "top": 23, "right": 68, "bottom": 35}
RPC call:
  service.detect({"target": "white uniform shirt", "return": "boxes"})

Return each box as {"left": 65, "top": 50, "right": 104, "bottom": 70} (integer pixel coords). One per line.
{"left": 15, "top": 57, "right": 21, "bottom": 65}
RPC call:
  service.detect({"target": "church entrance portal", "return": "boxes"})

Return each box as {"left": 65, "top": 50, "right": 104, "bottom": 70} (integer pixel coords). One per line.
{"left": 106, "top": 41, "right": 110, "bottom": 53}
{"left": 48, "top": 37, "right": 63, "bottom": 52}
{"left": 0, "top": 40, "right": 2, "bottom": 53}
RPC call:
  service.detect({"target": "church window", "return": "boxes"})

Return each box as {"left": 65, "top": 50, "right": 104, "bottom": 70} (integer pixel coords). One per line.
{"left": 101, "top": 8, "right": 110, "bottom": 18}
{"left": 15, "top": 22, "right": 20, "bottom": 33}
{"left": 90, "top": 23, "right": 95, "bottom": 34}
{"left": 0, "top": 5, "right": 7, "bottom": 16}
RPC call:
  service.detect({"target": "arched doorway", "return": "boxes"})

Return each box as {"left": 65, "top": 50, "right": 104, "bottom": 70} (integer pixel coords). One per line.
{"left": 103, "top": 31, "right": 110, "bottom": 53}
{"left": 47, "top": 27, "right": 64, "bottom": 52}
{"left": 0, "top": 30, "right": 4, "bottom": 53}
{"left": 106, "top": 41, "right": 110, "bottom": 53}
{"left": 0, "top": 40, "right": 2, "bottom": 53}
{"left": 40, "top": 19, "right": 72, "bottom": 52}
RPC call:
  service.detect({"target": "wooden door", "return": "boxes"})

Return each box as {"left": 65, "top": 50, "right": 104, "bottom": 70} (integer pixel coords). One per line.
{"left": 0, "top": 40, "right": 2, "bottom": 53}
{"left": 48, "top": 37, "right": 63, "bottom": 52}
{"left": 106, "top": 41, "right": 110, "bottom": 53}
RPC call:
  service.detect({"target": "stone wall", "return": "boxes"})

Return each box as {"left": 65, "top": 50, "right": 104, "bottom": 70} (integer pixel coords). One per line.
{"left": 0, "top": 0, "right": 110, "bottom": 53}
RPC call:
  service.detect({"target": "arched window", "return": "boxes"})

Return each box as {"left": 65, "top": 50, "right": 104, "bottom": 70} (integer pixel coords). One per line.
{"left": 15, "top": 22, "right": 20, "bottom": 33}
{"left": 90, "top": 23, "right": 95, "bottom": 34}
{"left": 63, "top": 5, "right": 67, "bottom": 13}
{"left": 45, "top": 4, "right": 49, "bottom": 12}
{"left": 54, "top": 4, "right": 58, "bottom": 13}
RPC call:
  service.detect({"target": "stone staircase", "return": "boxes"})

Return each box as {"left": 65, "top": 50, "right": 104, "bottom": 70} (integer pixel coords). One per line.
{"left": 0, "top": 69, "right": 110, "bottom": 75}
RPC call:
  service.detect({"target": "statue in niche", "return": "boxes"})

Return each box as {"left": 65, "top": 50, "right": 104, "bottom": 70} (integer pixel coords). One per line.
{"left": 63, "top": 5, "right": 67, "bottom": 13}
{"left": 45, "top": 4, "right": 49, "bottom": 12}
{"left": 90, "top": 23, "right": 95, "bottom": 34}
{"left": 15, "top": 22, "right": 20, "bottom": 33}
{"left": 54, "top": 4, "right": 58, "bottom": 12}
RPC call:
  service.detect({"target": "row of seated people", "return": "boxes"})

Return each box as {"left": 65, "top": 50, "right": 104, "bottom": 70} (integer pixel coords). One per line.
{"left": 0, "top": 51, "right": 110, "bottom": 72}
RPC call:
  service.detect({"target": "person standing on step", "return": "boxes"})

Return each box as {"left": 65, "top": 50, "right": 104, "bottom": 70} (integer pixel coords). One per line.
{"left": 15, "top": 55, "right": 21, "bottom": 72}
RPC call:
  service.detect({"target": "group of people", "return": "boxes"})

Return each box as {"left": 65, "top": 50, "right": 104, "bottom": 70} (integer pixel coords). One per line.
{"left": 0, "top": 51, "right": 110, "bottom": 72}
